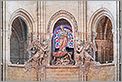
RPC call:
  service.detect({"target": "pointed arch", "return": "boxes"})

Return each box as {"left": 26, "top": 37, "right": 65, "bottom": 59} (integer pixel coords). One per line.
{"left": 9, "top": 8, "right": 34, "bottom": 35}
{"left": 89, "top": 8, "right": 115, "bottom": 41}
{"left": 89, "top": 8, "right": 115, "bottom": 64}
{"left": 9, "top": 8, "right": 34, "bottom": 64}
{"left": 47, "top": 10, "right": 78, "bottom": 34}
{"left": 47, "top": 10, "right": 77, "bottom": 65}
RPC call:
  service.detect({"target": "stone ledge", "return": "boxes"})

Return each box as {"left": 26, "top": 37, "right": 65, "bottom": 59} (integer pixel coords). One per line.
{"left": 46, "top": 65, "right": 79, "bottom": 69}
{"left": 98, "top": 63, "right": 114, "bottom": 67}
{"left": 8, "top": 64, "right": 24, "bottom": 68}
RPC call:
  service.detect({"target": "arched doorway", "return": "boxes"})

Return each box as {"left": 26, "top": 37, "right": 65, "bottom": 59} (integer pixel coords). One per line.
{"left": 10, "top": 17, "right": 29, "bottom": 64}
{"left": 95, "top": 16, "right": 113, "bottom": 64}
{"left": 50, "top": 19, "right": 75, "bottom": 65}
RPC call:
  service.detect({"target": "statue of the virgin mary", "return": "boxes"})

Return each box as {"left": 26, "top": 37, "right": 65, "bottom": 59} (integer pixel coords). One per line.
{"left": 53, "top": 25, "right": 68, "bottom": 57}
{"left": 59, "top": 25, "right": 68, "bottom": 51}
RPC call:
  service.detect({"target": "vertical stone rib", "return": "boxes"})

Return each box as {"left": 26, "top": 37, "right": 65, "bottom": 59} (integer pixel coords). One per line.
{"left": 44, "top": 1, "right": 46, "bottom": 39}
{"left": 37, "top": 1, "right": 39, "bottom": 40}
{"left": 0, "top": 1, "right": 3, "bottom": 81}
{"left": 2, "top": 1, "right": 6, "bottom": 81}
{"left": 40, "top": 1, "right": 42, "bottom": 42}
{"left": 42, "top": 1, "right": 44, "bottom": 41}
{"left": 116, "top": 1, "right": 120, "bottom": 81}
{"left": 40, "top": 1, "right": 44, "bottom": 42}
{"left": 83, "top": 1, "right": 87, "bottom": 41}
{"left": 37, "top": 1, "right": 41, "bottom": 41}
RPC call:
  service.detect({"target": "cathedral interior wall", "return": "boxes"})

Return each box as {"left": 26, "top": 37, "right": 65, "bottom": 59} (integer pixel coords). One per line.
{"left": 2, "top": 1, "right": 119, "bottom": 81}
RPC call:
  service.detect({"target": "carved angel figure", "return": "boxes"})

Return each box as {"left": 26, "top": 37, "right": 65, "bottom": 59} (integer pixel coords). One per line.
{"left": 25, "top": 39, "right": 49, "bottom": 71}
{"left": 76, "top": 40, "right": 84, "bottom": 65}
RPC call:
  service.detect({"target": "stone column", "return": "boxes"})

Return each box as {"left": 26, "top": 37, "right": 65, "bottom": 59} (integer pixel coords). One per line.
{"left": 119, "top": 1, "right": 121, "bottom": 81}
{"left": 2, "top": 1, "right": 7, "bottom": 81}
{"left": 116, "top": 1, "right": 120, "bottom": 81}
{"left": 0, "top": 1, "right": 2, "bottom": 81}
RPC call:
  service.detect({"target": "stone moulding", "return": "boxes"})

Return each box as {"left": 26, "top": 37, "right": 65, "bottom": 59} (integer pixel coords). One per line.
{"left": 89, "top": 8, "right": 115, "bottom": 39}
{"left": 9, "top": 8, "right": 34, "bottom": 35}
{"left": 47, "top": 10, "right": 78, "bottom": 33}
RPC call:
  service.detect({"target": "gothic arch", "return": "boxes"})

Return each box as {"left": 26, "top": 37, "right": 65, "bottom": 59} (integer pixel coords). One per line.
{"left": 89, "top": 8, "right": 115, "bottom": 41}
{"left": 47, "top": 10, "right": 78, "bottom": 34}
{"left": 9, "top": 8, "right": 34, "bottom": 64}
{"left": 9, "top": 8, "right": 34, "bottom": 34}
{"left": 47, "top": 10, "right": 77, "bottom": 66}
{"left": 89, "top": 8, "right": 115, "bottom": 64}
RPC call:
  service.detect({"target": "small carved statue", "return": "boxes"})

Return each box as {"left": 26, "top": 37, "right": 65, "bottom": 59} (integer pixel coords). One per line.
{"left": 76, "top": 40, "right": 84, "bottom": 65}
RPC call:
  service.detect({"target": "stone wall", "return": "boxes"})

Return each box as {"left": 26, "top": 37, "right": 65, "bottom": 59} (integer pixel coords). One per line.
{"left": 88, "top": 64, "right": 115, "bottom": 81}
{"left": 7, "top": 66, "right": 37, "bottom": 81}
{"left": 3, "top": 1, "right": 119, "bottom": 81}
{"left": 46, "top": 66, "right": 80, "bottom": 81}
{"left": 6, "top": 65, "right": 115, "bottom": 81}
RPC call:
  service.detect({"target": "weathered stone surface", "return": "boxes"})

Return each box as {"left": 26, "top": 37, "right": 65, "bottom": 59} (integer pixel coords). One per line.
{"left": 7, "top": 65, "right": 115, "bottom": 81}
{"left": 46, "top": 66, "right": 80, "bottom": 81}
{"left": 87, "top": 64, "right": 115, "bottom": 81}
{"left": 7, "top": 66, "right": 37, "bottom": 81}
{"left": 2, "top": 1, "right": 119, "bottom": 81}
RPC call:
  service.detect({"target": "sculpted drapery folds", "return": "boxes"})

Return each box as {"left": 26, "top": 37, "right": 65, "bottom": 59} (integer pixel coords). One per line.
{"left": 59, "top": 25, "right": 68, "bottom": 52}
{"left": 53, "top": 25, "right": 68, "bottom": 57}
